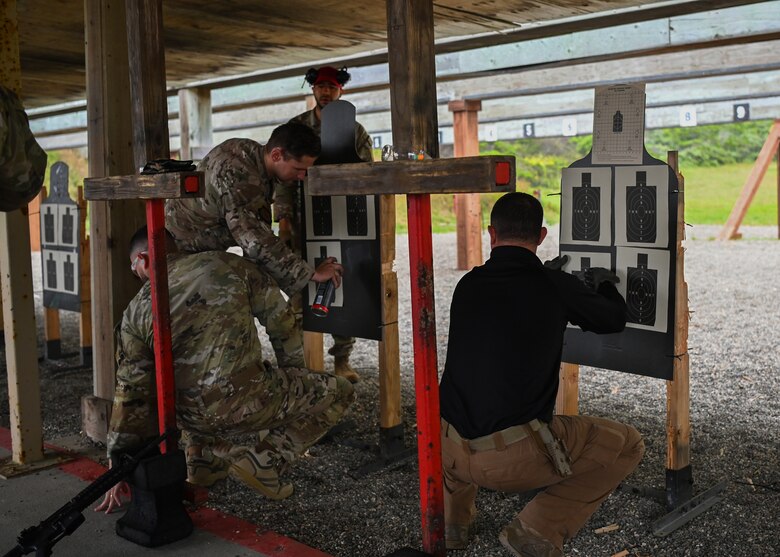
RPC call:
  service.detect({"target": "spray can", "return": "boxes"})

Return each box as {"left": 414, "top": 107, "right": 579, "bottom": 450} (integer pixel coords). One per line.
{"left": 311, "top": 280, "right": 336, "bottom": 317}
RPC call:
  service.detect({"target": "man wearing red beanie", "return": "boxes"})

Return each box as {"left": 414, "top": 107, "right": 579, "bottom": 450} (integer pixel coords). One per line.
{"left": 275, "top": 66, "right": 373, "bottom": 384}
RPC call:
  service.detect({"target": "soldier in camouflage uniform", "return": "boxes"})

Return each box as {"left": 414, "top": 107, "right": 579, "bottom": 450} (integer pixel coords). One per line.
{"left": 98, "top": 228, "right": 354, "bottom": 511}
{"left": 0, "top": 86, "right": 47, "bottom": 212}
{"left": 275, "top": 66, "right": 374, "bottom": 383}
{"left": 165, "top": 122, "right": 344, "bottom": 300}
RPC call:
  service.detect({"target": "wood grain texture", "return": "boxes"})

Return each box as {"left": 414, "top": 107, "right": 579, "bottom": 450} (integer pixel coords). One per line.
{"left": 84, "top": 171, "right": 204, "bottom": 201}
{"left": 306, "top": 156, "right": 515, "bottom": 195}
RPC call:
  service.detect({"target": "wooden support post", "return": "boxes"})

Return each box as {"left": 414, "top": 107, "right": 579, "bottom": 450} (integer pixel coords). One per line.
{"left": 554, "top": 362, "right": 580, "bottom": 416}
{"left": 125, "top": 0, "right": 177, "bottom": 452}
{"left": 666, "top": 150, "right": 692, "bottom": 506}
{"left": 83, "top": 0, "right": 145, "bottom": 442}
{"left": 449, "top": 99, "right": 484, "bottom": 270}
{"left": 178, "top": 86, "right": 212, "bottom": 161}
{"left": 379, "top": 194, "right": 401, "bottom": 431}
{"left": 387, "top": 2, "right": 444, "bottom": 554}
{"left": 718, "top": 120, "right": 780, "bottom": 241}
{"left": 0, "top": 0, "right": 44, "bottom": 464}
{"left": 28, "top": 190, "right": 42, "bottom": 251}
{"left": 78, "top": 187, "right": 92, "bottom": 366}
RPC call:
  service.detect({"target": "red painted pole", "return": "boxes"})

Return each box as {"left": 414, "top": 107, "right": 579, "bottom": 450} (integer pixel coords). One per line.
{"left": 406, "top": 192, "right": 445, "bottom": 556}
{"left": 145, "top": 199, "right": 177, "bottom": 453}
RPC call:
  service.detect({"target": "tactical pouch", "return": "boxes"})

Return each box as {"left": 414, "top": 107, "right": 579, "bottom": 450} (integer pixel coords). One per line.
{"left": 527, "top": 419, "right": 573, "bottom": 477}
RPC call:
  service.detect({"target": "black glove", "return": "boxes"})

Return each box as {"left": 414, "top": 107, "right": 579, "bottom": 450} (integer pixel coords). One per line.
{"left": 543, "top": 254, "right": 569, "bottom": 271}
{"left": 583, "top": 267, "right": 620, "bottom": 290}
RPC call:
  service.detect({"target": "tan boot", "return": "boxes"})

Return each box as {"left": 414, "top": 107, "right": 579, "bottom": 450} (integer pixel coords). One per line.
{"left": 226, "top": 445, "right": 293, "bottom": 501}
{"left": 334, "top": 355, "right": 360, "bottom": 383}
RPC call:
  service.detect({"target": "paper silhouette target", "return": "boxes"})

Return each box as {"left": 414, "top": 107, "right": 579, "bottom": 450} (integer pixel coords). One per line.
{"left": 561, "top": 167, "right": 611, "bottom": 246}
{"left": 614, "top": 165, "right": 668, "bottom": 248}
{"left": 616, "top": 247, "right": 669, "bottom": 333}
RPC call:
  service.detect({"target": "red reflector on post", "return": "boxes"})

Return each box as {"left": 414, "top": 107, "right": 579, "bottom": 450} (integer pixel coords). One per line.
{"left": 184, "top": 175, "right": 200, "bottom": 193}
{"left": 495, "top": 162, "right": 511, "bottom": 186}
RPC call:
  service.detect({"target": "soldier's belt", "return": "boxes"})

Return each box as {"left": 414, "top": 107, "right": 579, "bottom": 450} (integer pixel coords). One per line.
{"left": 199, "top": 362, "right": 264, "bottom": 406}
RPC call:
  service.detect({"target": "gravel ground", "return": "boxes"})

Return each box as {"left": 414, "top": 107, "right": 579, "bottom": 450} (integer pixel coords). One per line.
{"left": 1, "top": 225, "right": 778, "bottom": 557}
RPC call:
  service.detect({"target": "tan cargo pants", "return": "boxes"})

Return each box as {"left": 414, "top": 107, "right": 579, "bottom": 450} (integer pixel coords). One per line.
{"left": 442, "top": 415, "right": 644, "bottom": 550}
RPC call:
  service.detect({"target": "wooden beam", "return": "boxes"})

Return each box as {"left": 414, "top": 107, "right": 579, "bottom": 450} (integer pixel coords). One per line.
{"left": 84, "top": 0, "right": 145, "bottom": 414}
{"left": 718, "top": 119, "right": 780, "bottom": 240}
{"left": 84, "top": 171, "right": 204, "bottom": 201}
{"left": 667, "top": 151, "right": 691, "bottom": 473}
{"left": 178, "top": 87, "right": 212, "bottom": 160}
{"left": 307, "top": 156, "right": 515, "bottom": 196}
{"left": 386, "top": 1, "right": 444, "bottom": 554}
{"left": 449, "top": 99, "right": 483, "bottom": 270}
{"left": 0, "top": 0, "right": 44, "bottom": 464}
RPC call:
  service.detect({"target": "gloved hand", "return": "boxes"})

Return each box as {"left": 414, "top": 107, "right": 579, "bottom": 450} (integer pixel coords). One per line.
{"left": 583, "top": 267, "right": 620, "bottom": 290}
{"left": 543, "top": 254, "right": 569, "bottom": 271}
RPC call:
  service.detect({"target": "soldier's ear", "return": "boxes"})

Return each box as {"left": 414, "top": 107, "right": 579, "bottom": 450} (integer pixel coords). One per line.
{"left": 270, "top": 147, "right": 284, "bottom": 162}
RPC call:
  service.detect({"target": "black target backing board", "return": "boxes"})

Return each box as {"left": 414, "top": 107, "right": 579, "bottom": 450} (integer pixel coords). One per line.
{"left": 300, "top": 100, "right": 383, "bottom": 341}
{"left": 559, "top": 150, "right": 678, "bottom": 380}
{"left": 41, "top": 161, "right": 81, "bottom": 312}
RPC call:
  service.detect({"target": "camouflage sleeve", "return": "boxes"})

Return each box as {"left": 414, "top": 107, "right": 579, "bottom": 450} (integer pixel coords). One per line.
{"left": 219, "top": 171, "right": 313, "bottom": 297}
{"left": 106, "top": 314, "right": 158, "bottom": 458}
{"left": 239, "top": 260, "right": 305, "bottom": 368}
{"left": 355, "top": 122, "right": 374, "bottom": 162}
{"left": 0, "top": 86, "right": 47, "bottom": 212}
{"left": 273, "top": 180, "right": 298, "bottom": 223}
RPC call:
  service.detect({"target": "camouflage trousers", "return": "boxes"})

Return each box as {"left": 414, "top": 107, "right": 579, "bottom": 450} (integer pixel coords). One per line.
{"left": 290, "top": 292, "right": 355, "bottom": 358}
{"left": 178, "top": 365, "right": 354, "bottom": 466}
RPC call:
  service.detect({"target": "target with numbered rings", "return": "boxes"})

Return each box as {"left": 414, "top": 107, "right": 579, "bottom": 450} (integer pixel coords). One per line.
{"left": 571, "top": 173, "right": 600, "bottom": 241}
{"left": 626, "top": 171, "right": 657, "bottom": 243}
{"left": 626, "top": 253, "right": 657, "bottom": 326}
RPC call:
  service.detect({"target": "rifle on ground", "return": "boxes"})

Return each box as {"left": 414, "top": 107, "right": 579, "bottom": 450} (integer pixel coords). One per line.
{"left": 3, "top": 431, "right": 169, "bottom": 557}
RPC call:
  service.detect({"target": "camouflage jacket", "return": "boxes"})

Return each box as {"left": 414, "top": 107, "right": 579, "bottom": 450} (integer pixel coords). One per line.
{"left": 0, "top": 86, "right": 46, "bottom": 212}
{"left": 106, "top": 250, "right": 303, "bottom": 456}
{"left": 165, "top": 138, "right": 313, "bottom": 297}
{"left": 274, "top": 109, "right": 373, "bottom": 223}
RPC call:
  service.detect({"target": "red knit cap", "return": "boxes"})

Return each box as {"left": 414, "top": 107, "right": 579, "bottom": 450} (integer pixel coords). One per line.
{"left": 313, "top": 66, "right": 342, "bottom": 88}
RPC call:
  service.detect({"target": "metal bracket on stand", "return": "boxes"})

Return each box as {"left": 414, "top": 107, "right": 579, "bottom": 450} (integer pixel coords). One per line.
{"left": 347, "top": 424, "right": 416, "bottom": 479}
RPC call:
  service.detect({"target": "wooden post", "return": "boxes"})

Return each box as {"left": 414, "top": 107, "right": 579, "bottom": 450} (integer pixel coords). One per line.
{"left": 448, "top": 99, "right": 483, "bottom": 270}
{"left": 666, "top": 150, "right": 692, "bottom": 505}
{"left": 125, "top": 0, "right": 178, "bottom": 452}
{"left": 28, "top": 191, "right": 42, "bottom": 250}
{"left": 386, "top": 1, "right": 445, "bottom": 554}
{"left": 554, "top": 362, "right": 580, "bottom": 416}
{"left": 718, "top": 120, "right": 780, "bottom": 241}
{"left": 78, "top": 187, "right": 92, "bottom": 366}
{"left": 83, "top": 0, "right": 145, "bottom": 442}
{"left": 379, "top": 194, "right": 401, "bottom": 431}
{"left": 0, "top": 0, "right": 44, "bottom": 464}
{"left": 178, "top": 86, "right": 212, "bottom": 160}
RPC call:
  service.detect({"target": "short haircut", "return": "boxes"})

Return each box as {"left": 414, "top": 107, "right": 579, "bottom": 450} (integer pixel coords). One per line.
{"left": 128, "top": 226, "right": 176, "bottom": 257}
{"left": 490, "top": 192, "right": 544, "bottom": 243}
{"left": 266, "top": 122, "right": 321, "bottom": 160}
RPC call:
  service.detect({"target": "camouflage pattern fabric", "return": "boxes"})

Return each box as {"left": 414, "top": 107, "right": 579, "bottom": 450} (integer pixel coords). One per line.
{"left": 0, "top": 86, "right": 46, "bottom": 212}
{"left": 106, "top": 250, "right": 353, "bottom": 457}
{"left": 274, "top": 109, "right": 374, "bottom": 357}
{"left": 165, "top": 138, "right": 313, "bottom": 298}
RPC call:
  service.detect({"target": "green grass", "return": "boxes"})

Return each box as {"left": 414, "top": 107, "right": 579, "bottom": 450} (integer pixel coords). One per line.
{"left": 393, "top": 161, "right": 778, "bottom": 233}
{"left": 682, "top": 162, "right": 777, "bottom": 225}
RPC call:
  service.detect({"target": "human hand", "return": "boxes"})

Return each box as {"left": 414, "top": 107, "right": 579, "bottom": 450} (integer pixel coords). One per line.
{"left": 584, "top": 267, "right": 620, "bottom": 290}
{"left": 543, "top": 254, "right": 569, "bottom": 271}
{"left": 94, "top": 480, "right": 131, "bottom": 514}
{"left": 312, "top": 257, "right": 344, "bottom": 288}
